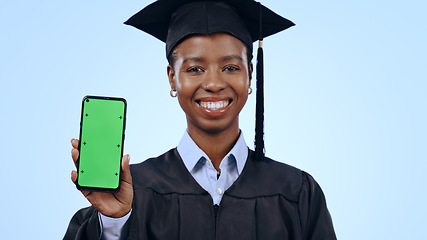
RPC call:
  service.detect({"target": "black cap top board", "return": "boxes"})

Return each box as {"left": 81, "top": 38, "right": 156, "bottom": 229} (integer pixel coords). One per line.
{"left": 125, "top": 0, "right": 295, "bottom": 159}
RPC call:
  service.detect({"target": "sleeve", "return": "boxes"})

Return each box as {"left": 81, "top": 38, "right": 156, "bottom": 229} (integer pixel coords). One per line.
{"left": 98, "top": 210, "right": 132, "bottom": 240}
{"left": 63, "top": 206, "right": 101, "bottom": 240}
{"left": 64, "top": 207, "right": 137, "bottom": 240}
{"left": 298, "top": 172, "right": 337, "bottom": 240}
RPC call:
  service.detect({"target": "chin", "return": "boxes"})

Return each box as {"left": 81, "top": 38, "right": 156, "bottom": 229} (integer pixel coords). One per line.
{"left": 196, "top": 118, "right": 239, "bottom": 135}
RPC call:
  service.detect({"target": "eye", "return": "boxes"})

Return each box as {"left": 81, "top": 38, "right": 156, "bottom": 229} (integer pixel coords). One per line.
{"left": 222, "top": 65, "right": 240, "bottom": 72}
{"left": 186, "top": 66, "right": 204, "bottom": 73}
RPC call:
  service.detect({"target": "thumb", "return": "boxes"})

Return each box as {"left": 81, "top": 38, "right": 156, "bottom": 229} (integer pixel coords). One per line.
{"left": 121, "top": 154, "right": 132, "bottom": 184}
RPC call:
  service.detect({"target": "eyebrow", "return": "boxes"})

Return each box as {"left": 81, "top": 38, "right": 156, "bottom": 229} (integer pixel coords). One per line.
{"left": 182, "top": 57, "right": 205, "bottom": 64}
{"left": 222, "top": 55, "right": 244, "bottom": 62}
{"left": 181, "top": 55, "right": 244, "bottom": 64}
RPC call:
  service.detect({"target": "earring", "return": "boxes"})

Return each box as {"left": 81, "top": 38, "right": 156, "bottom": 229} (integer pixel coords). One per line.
{"left": 248, "top": 87, "right": 252, "bottom": 94}
{"left": 170, "top": 89, "right": 177, "bottom": 97}
{"left": 204, "top": 84, "right": 208, "bottom": 90}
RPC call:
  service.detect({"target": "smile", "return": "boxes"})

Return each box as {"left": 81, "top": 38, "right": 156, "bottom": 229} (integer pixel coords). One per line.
{"left": 198, "top": 100, "right": 231, "bottom": 111}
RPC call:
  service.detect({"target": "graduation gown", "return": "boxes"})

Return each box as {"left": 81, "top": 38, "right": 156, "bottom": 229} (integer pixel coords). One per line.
{"left": 64, "top": 148, "right": 336, "bottom": 240}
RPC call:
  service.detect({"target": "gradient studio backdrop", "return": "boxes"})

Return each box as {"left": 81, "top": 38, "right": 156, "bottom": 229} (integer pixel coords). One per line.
{"left": 0, "top": 0, "right": 426, "bottom": 239}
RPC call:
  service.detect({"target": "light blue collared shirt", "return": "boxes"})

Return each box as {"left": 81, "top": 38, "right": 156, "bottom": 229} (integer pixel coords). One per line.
{"left": 177, "top": 130, "right": 248, "bottom": 205}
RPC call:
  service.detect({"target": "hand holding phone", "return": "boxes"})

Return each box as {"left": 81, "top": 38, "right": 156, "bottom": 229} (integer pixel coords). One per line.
{"left": 71, "top": 139, "right": 133, "bottom": 218}
{"left": 70, "top": 95, "right": 133, "bottom": 218}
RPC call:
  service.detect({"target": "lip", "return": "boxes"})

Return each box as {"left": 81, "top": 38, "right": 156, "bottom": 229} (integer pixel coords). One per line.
{"left": 195, "top": 97, "right": 233, "bottom": 118}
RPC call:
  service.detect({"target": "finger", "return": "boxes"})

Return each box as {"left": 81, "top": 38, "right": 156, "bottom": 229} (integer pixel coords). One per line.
{"left": 121, "top": 154, "right": 132, "bottom": 184}
{"left": 82, "top": 191, "right": 92, "bottom": 198}
{"left": 71, "top": 170, "right": 93, "bottom": 198}
{"left": 71, "top": 138, "right": 79, "bottom": 149}
{"left": 71, "top": 170, "right": 77, "bottom": 183}
{"left": 71, "top": 148, "right": 79, "bottom": 167}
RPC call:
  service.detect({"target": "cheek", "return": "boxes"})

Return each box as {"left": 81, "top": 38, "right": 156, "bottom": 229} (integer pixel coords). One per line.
{"left": 233, "top": 76, "right": 250, "bottom": 94}
{"left": 177, "top": 79, "right": 195, "bottom": 92}
{"left": 176, "top": 75, "right": 200, "bottom": 100}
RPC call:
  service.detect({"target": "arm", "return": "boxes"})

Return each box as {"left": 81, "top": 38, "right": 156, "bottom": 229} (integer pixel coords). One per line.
{"left": 64, "top": 139, "right": 134, "bottom": 239}
{"left": 64, "top": 208, "right": 132, "bottom": 240}
{"left": 299, "top": 172, "right": 337, "bottom": 240}
{"left": 63, "top": 207, "right": 100, "bottom": 240}
{"left": 99, "top": 210, "right": 131, "bottom": 240}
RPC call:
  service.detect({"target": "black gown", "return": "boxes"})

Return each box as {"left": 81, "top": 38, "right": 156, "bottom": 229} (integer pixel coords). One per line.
{"left": 64, "top": 148, "right": 336, "bottom": 240}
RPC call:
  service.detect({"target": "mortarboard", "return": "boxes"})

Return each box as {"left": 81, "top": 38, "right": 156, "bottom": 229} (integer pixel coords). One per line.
{"left": 125, "top": 0, "right": 294, "bottom": 159}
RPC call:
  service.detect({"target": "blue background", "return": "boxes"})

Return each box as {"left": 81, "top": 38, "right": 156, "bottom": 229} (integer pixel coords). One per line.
{"left": 1, "top": 0, "right": 426, "bottom": 239}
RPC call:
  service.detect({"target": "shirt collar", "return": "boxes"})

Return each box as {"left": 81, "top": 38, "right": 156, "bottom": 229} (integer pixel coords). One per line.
{"left": 177, "top": 130, "right": 248, "bottom": 175}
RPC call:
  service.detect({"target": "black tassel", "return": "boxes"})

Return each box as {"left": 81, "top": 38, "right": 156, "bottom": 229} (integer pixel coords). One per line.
{"left": 255, "top": 3, "right": 264, "bottom": 160}
{"left": 255, "top": 42, "right": 264, "bottom": 160}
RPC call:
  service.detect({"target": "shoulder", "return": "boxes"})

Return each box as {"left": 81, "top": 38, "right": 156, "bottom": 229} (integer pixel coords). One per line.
{"left": 226, "top": 150, "right": 317, "bottom": 202}
{"left": 255, "top": 153, "right": 303, "bottom": 181}
{"left": 130, "top": 148, "right": 177, "bottom": 177}
{"left": 129, "top": 148, "right": 205, "bottom": 194}
{"left": 129, "top": 148, "right": 178, "bottom": 190}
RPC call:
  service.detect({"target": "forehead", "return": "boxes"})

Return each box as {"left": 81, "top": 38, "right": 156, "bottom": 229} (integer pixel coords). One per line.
{"left": 174, "top": 33, "right": 248, "bottom": 58}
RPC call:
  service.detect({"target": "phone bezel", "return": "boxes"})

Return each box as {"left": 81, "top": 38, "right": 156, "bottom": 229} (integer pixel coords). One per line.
{"left": 76, "top": 95, "right": 127, "bottom": 193}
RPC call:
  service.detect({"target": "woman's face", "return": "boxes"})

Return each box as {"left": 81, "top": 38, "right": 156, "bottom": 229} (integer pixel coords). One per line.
{"left": 168, "top": 33, "right": 252, "bottom": 135}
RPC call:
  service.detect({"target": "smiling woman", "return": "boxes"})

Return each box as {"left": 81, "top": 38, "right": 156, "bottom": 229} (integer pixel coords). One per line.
{"left": 64, "top": 1, "right": 336, "bottom": 239}
{"left": 168, "top": 33, "right": 252, "bottom": 165}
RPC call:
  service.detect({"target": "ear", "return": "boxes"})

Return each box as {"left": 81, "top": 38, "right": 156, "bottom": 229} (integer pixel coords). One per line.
{"left": 248, "top": 62, "right": 253, "bottom": 85}
{"left": 167, "top": 65, "right": 176, "bottom": 90}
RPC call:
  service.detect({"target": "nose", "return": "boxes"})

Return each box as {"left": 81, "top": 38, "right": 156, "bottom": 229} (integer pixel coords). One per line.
{"left": 203, "top": 70, "right": 227, "bottom": 92}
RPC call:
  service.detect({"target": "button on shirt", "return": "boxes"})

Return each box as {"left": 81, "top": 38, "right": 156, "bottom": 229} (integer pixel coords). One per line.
{"left": 99, "top": 130, "right": 248, "bottom": 239}
{"left": 177, "top": 130, "right": 248, "bottom": 205}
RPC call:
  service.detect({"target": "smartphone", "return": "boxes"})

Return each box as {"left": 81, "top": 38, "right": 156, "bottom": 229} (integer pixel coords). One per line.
{"left": 76, "top": 95, "right": 127, "bottom": 193}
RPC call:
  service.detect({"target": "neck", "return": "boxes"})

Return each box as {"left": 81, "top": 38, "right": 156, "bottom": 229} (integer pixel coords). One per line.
{"left": 187, "top": 125, "right": 240, "bottom": 171}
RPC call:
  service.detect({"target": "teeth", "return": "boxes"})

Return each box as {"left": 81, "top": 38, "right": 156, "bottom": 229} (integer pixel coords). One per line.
{"left": 200, "top": 100, "right": 229, "bottom": 110}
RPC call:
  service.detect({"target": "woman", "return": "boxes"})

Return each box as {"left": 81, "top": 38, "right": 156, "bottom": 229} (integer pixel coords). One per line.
{"left": 64, "top": 1, "right": 336, "bottom": 239}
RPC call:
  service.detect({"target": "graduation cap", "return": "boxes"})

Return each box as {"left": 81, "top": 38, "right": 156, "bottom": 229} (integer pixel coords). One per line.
{"left": 125, "top": 0, "right": 294, "bottom": 159}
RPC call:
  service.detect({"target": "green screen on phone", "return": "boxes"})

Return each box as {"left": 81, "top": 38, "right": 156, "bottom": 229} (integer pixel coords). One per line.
{"left": 77, "top": 96, "right": 126, "bottom": 192}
